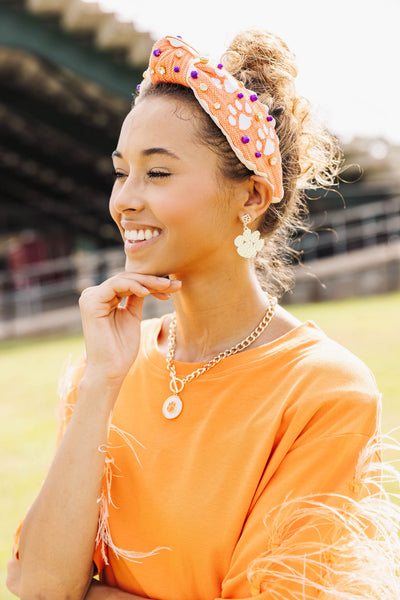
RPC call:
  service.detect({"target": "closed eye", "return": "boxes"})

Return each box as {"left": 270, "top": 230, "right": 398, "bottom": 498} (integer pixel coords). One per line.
{"left": 112, "top": 169, "right": 171, "bottom": 180}
{"left": 147, "top": 170, "right": 171, "bottom": 178}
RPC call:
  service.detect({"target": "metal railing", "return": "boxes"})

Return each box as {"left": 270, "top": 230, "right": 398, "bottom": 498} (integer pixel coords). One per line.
{"left": 297, "top": 194, "right": 400, "bottom": 260}
{"left": 0, "top": 248, "right": 125, "bottom": 322}
{"left": 1, "top": 193, "right": 399, "bottom": 326}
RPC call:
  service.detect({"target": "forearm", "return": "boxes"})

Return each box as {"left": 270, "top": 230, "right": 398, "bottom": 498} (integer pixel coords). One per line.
{"left": 18, "top": 374, "right": 121, "bottom": 600}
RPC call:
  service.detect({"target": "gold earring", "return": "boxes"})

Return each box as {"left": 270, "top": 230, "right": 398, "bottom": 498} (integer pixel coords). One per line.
{"left": 234, "top": 214, "right": 264, "bottom": 258}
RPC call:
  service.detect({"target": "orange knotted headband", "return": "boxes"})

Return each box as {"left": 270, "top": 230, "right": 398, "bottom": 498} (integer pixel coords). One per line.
{"left": 138, "top": 35, "right": 284, "bottom": 203}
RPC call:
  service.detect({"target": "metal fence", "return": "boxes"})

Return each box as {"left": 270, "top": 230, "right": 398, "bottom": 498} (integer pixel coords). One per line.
{"left": 0, "top": 248, "right": 125, "bottom": 323}
{"left": 1, "top": 193, "right": 399, "bottom": 334}
{"left": 297, "top": 194, "right": 400, "bottom": 260}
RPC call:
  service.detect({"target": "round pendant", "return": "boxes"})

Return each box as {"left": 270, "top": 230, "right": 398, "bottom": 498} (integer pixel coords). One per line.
{"left": 162, "top": 395, "right": 183, "bottom": 419}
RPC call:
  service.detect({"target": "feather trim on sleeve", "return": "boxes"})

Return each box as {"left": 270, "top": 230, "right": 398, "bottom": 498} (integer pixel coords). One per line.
{"left": 57, "top": 357, "right": 170, "bottom": 567}
{"left": 95, "top": 425, "right": 170, "bottom": 566}
{"left": 247, "top": 430, "right": 400, "bottom": 599}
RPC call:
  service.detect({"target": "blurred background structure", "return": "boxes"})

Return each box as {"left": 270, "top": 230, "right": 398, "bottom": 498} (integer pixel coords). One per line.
{"left": 0, "top": 0, "right": 399, "bottom": 339}
{"left": 0, "top": 0, "right": 152, "bottom": 337}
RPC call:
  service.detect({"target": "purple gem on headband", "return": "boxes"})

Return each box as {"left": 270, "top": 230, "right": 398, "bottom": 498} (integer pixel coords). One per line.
{"left": 267, "top": 115, "right": 273, "bottom": 122}
{"left": 250, "top": 94, "right": 258, "bottom": 102}
{"left": 153, "top": 49, "right": 161, "bottom": 57}
{"left": 255, "top": 151, "right": 262, "bottom": 158}
{"left": 241, "top": 136, "right": 250, "bottom": 144}
{"left": 136, "top": 84, "right": 141, "bottom": 91}
{"left": 237, "top": 92, "right": 244, "bottom": 99}
{"left": 177, "top": 35, "right": 182, "bottom": 39}
{"left": 217, "top": 63, "right": 223, "bottom": 69}
{"left": 190, "top": 70, "right": 198, "bottom": 79}
{"left": 174, "top": 66, "right": 180, "bottom": 73}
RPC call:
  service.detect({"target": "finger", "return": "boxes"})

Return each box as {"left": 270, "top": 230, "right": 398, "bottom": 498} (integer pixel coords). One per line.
{"left": 80, "top": 275, "right": 181, "bottom": 312}
{"left": 125, "top": 291, "right": 172, "bottom": 311}
{"left": 109, "top": 273, "right": 182, "bottom": 292}
{"left": 102, "top": 277, "right": 181, "bottom": 301}
{"left": 80, "top": 280, "right": 150, "bottom": 309}
{"left": 135, "top": 276, "right": 181, "bottom": 293}
{"left": 99, "top": 283, "right": 150, "bottom": 303}
{"left": 151, "top": 292, "right": 172, "bottom": 300}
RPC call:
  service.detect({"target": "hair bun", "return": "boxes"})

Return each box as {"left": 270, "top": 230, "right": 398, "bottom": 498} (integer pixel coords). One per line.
{"left": 272, "top": 106, "right": 286, "bottom": 117}
{"left": 221, "top": 30, "right": 298, "bottom": 105}
{"left": 221, "top": 29, "right": 342, "bottom": 194}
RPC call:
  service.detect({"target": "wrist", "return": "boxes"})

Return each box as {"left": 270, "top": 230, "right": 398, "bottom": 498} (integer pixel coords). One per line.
{"left": 81, "top": 365, "right": 125, "bottom": 388}
{"left": 78, "top": 370, "right": 124, "bottom": 408}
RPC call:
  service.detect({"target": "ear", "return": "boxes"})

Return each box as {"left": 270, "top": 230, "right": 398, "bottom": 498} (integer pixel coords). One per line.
{"left": 242, "top": 175, "right": 274, "bottom": 220}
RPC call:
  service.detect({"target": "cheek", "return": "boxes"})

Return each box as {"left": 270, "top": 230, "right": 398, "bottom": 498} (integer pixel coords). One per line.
{"left": 156, "top": 198, "right": 191, "bottom": 223}
{"left": 159, "top": 178, "right": 220, "bottom": 225}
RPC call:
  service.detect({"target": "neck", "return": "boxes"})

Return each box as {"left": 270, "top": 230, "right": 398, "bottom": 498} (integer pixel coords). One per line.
{"left": 169, "top": 262, "right": 270, "bottom": 363}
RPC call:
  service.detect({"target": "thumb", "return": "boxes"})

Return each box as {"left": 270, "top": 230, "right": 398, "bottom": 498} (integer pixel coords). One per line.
{"left": 124, "top": 293, "right": 145, "bottom": 315}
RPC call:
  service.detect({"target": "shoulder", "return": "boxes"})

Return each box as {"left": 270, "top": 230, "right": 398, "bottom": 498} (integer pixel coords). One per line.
{"left": 277, "top": 321, "right": 381, "bottom": 438}
{"left": 246, "top": 304, "right": 381, "bottom": 438}
{"left": 296, "top": 323, "right": 379, "bottom": 396}
{"left": 265, "top": 305, "right": 379, "bottom": 394}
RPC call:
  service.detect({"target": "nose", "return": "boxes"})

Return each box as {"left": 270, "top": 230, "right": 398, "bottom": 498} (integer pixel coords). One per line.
{"left": 110, "top": 175, "right": 146, "bottom": 214}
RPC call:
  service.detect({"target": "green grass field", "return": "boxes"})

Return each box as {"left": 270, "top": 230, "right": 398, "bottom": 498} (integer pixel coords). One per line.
{"left": 1, "top": 291, "right": 399, "bottom": 598}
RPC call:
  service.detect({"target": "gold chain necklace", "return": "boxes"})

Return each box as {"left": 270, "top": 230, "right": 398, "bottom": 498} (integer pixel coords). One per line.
{"left": 162, "top": 295, "right": 277, "bottom": 419}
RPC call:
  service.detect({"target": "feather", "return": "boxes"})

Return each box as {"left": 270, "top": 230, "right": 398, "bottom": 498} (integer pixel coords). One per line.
{"left": 247, "top": 430, "right": 400, "bottom": 599}
{"left": 56, "top": 356, "right": 170, "bottom": 566}
{"left": 95, "top": 424, "right": 170, "bottom": 565}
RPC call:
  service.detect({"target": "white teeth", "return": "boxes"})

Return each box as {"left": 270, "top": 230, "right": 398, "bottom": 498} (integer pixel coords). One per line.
{"left": 125, "top": 228, "right": 160, "bottom": 242}
{"left": 125, "top": 230, "right": 137, "bottom": 241}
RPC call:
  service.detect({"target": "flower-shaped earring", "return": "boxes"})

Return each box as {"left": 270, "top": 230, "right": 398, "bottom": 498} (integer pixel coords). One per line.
{"left": 234, "top": 214, "right": 265, "bottom": 259}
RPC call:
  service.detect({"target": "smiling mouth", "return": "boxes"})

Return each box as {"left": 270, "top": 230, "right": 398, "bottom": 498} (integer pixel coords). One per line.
{"left": 124, "top": 228, "right": 161, "bottom": 242}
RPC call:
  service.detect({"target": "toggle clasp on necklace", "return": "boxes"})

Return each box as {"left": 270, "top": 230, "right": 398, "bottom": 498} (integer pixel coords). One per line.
{"left": 163, "top": 295, "right": 277, "bottom": 420}
{"left": 162, "top": 376, "right": 184, "bottom": 420}
{"left": 169, "top": 376, "right": 184, "bottom": 395}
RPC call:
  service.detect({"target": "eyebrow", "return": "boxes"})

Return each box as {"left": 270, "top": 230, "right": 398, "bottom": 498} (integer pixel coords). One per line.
{"left": 111, "top": 148, "right": 180, "bottom": 160}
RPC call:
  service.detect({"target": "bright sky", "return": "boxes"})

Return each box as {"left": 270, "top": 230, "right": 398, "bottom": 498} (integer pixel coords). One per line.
{"left": 96, "top": 0, "right": 400, "bottom": 145}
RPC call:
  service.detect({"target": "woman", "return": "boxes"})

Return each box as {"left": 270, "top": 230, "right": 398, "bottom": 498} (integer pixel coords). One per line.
{"left": 8, "top": 32, "right": 399, "bottom": 600}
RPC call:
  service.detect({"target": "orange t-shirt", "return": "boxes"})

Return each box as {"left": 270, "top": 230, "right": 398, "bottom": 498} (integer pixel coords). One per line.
{"left": 15, "top": 316, "right": 381, "bottom": 599}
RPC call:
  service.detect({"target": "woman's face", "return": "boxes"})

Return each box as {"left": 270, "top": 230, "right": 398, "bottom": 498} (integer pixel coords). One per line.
{"left": 110, "top": 96, "right": 246, "bottom": 277}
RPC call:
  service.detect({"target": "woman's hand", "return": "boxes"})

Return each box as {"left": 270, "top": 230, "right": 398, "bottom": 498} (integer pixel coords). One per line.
{"left": 6, "top": 554, "right": 21, "bottom": 597}
{"left": 79, "top": 273, "right": 181, "bottom": 385}
{"left": 85, "top": 579, "right": 148, "bottom": 599}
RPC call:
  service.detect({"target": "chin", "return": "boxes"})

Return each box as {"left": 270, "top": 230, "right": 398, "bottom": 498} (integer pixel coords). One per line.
{"left": 124, "top": 259, "right": 170, "bottom": 278}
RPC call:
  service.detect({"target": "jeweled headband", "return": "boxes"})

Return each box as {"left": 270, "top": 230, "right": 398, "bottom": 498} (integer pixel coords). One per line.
{"left": 138, "top": 35, "right": 284, "bottom": 203}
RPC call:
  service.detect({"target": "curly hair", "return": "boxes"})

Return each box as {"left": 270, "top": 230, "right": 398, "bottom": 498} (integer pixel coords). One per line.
{"left": 135, "top": 30, "right": 343, "bottom": 297}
